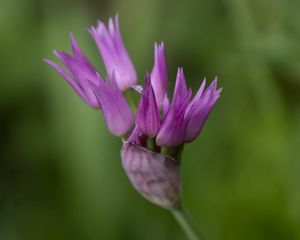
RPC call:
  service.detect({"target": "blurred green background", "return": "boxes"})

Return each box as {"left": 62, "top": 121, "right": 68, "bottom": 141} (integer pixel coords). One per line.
{"left": 1, "top": 0, "right": 300, "bottom": 239}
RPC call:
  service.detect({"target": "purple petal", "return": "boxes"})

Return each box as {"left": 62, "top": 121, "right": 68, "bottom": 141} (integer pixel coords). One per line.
{"left": 45, "top": 33, "right": 101, "bottom": 108}
{"left": 185, "top": 78, "right": 206, "bottom": 115}
{"left": 136, "top": 74, "right": 161, "bottom": 137}
{"left": 89, "top": 15, "right": 137, "bottom": 91}
{"left": 156, "top": 108, "right": 185, "bottom": 147}
{"left": 162, "top": 94, "right": 170, "bottom": 117}
{"left": 150, "top": 42, "right": 169, "bottom": 109}
{"left": 156, "top": 96, "right": 189, "bottom": 147}
{"left": 172, "top": 68, "right": 190, "bottom": 106}
{"left": 128, "top": 125, "right": 147, "bottom": 147}
{"left": 44, "top": 59, "right": 99, "bottom": 107}
{"left": 184, "top": 78, "right": 222, "bottom": 142}
{"left": 89, "top": 73, "right": 134, "bottom": 137}
{"left": 69, "top": 33, "right": 99, "bottom": 83}
{"left": 193, "top": 78, "right": 207, "bottom": 102}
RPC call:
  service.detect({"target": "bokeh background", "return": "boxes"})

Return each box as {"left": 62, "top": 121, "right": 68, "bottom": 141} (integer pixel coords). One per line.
{"left": 1, "top": 0, "right": 300, "bottom": 239}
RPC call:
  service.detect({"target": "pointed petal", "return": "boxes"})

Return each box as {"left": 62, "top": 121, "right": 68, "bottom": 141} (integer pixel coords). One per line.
{"left": 89, "top": 74, "right": 134, "bottom": 137}
{"left": 127, "top": 125, "right": 146, "bottom": 147}
{"left": 185, "top": 78, "right": 206, "bottom": 115}
{"left": 156, "top": 102, "right": 188, "bottom": 147}
{"left": 89, "top": 15, "right": 137, "bottom": 91}
{"left": 162, "top": 94, "right": 170, "bottom": 117}
{"left": 69, "top": 33, "right": 98, "bottom": 81}
{"left": 172, "top": 68, "right": 189, "bottom": 106}
{"left": 150, "top": 42, "right": 169, "bottom": 109}
{"left": 52, "top": 48, "right": 99, "bottom": 107}
{"left": 44, "top": 59, "right": 100, "bottom": 107}
{"left": 184, "top": 79, "right": 222, "bottom": 142}
{"left": 156, "top": 70, "right": 192, "bottom": 147}
{"left": 136, "top": 74, "right": 161, "bottom": 137}
{"left": 194, "top": 78, "right": 206, "bottom": 101}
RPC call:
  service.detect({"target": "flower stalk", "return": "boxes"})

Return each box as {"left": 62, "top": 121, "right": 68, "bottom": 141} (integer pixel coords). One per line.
{"left": 171, "top": 206, "right": 202, "bottom": 240}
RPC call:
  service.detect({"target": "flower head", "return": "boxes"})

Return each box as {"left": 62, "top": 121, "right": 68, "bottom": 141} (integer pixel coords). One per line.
{"left": 89, "top": 15, "right": 137, "bottom": 91}
{"left": 45, "top": 15, "right": 222, "bottom": 210}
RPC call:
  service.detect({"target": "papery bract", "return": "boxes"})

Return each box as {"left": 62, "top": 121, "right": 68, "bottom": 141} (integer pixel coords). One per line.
{"left": 121, "top": 141, "right": 181, "bottom": 209}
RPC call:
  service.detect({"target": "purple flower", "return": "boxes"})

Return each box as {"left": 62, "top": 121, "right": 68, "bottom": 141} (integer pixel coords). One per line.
{"left": 89, "top": 73, "right": 134, "bottom": 137}
{"left": 44, "top": 33, "right": 100, "bottom": 108}
{"left": 184, "top": 78, "right": 222, "bottom": 142}
{"left": 136, "top": 73, "right": 161, "bottom": 138}
{"left": 45, "top": 15, "right": 222, "bottom": 210}
{"left": 156, "top": 68, "right": 191, "bottom": 147}
{"left": 156, "top": 68, "right": 221, "bottom": 147}
{"left": 45, "top": 14, "right": 221, "bottom": 150}
{"left": 151, "top": 43, "right": 169, "bottom": 109}
{"left": 89, "top": 15, "right": 137, "bottom": 91}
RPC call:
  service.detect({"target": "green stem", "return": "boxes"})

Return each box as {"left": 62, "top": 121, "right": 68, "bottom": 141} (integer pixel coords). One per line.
{"left": 161, "top": 144, "right": 185, "bottom": 160}
{"left": 124, "top": 89, "right": 137, "bottom": 111}
{"left": 171, "top": 207, "right": 202, "bottom": 240}
{"left": 147, "top": 137, "right": 160, "bottom": 152}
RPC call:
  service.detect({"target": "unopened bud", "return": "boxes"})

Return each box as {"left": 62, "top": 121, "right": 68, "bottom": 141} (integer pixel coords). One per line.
{"left": 121, "top": 141, "right": 181, "bottom": 209}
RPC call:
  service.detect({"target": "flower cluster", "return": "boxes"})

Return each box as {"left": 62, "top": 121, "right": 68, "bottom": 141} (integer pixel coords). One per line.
{"left": 45, "top": 15, "right": 222, "bottom": 208}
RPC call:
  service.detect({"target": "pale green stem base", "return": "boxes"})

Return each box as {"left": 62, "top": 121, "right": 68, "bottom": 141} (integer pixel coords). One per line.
{"left": 171, "top": 207, "right": 201, "bottom": 240}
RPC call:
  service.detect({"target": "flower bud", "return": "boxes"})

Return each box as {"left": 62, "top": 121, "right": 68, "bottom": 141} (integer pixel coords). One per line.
{"left": 121, "top": 141, "right": 181, "bottom": 209}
